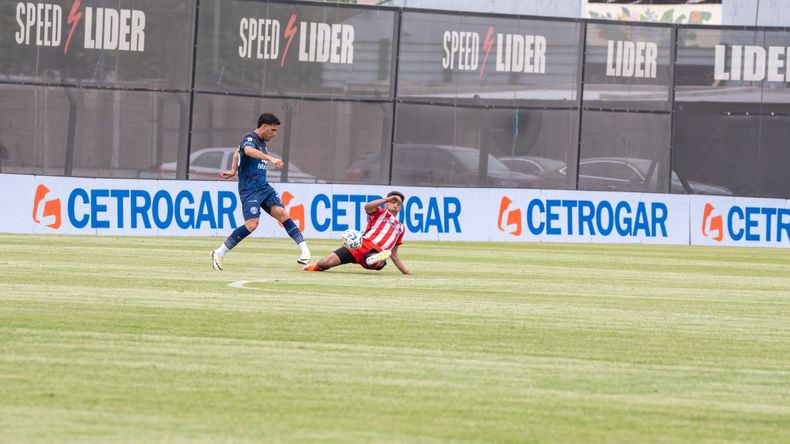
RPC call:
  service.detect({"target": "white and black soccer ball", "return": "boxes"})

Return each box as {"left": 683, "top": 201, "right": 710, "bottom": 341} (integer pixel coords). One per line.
{"left": 341, "top": 229, "right": 363, "bottom": 249}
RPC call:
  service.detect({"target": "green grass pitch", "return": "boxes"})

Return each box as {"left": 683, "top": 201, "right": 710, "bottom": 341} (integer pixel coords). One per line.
{"left": 1, "top": 233, "right": 789, "bottom": 443}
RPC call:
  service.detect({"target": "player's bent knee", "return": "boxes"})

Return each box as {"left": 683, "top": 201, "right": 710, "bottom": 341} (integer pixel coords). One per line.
{"left": 245, "top": 219, "right": 259, "bottom": 231}
{"left": 271, "top": 205, "right": 288, "bottom": 222}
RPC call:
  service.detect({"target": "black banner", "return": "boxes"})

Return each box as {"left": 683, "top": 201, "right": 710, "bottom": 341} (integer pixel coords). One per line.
{"left": 583, "top": 23, "right": 673, "bottom": 111}
{"left": 397, "top": 12, "right": 582, "bottom": 107}
{"left": 194, "top": 0, "right": 396, "bottom": 98}
{"left": 0, "top": 0, "right": 195, "bottom": 89}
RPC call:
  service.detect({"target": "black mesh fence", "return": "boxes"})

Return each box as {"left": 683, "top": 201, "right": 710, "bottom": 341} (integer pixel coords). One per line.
{"left": 1, "top": 0, "right": 788, "bottom": 198}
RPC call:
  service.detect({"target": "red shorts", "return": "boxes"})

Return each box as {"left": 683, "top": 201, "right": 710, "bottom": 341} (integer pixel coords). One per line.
{"left": 347, "top": 238, "right": 385, "bottom": 269}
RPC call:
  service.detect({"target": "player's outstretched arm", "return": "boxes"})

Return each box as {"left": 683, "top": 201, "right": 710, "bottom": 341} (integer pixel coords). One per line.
{"left": 364, "top": 195, "right": 402, "bottom": 214}
{"left": 243, "top": 146, "right": 284, "bottom": 170}
{"left": 220, "top": 150, "right": 239, "bottom": 179}
{"left": 390, "top": 245, "right": 412, "bottom": 275}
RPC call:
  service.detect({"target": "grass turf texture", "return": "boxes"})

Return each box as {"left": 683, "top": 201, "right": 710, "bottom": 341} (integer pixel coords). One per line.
{"left": 1, "top": 234, "right": 789, "bottom": 443}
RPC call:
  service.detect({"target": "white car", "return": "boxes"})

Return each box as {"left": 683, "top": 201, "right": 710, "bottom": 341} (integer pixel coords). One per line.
{"left": 158, "top": 147, "right": 323, "bottom": 183}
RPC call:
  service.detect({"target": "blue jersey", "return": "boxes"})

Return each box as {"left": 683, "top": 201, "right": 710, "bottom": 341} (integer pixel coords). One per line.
{"left": 237, "top": 131, "right": 270, "bottom": 194}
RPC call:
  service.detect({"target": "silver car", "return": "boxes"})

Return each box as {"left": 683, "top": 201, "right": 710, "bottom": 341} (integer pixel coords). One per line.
{"left": 556, "top": 157, "right": 733, "bottom": 195}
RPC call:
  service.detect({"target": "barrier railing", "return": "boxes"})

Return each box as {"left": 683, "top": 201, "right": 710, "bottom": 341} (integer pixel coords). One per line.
{"left": 2, "top": 0, "right": 789, "bottom": 199}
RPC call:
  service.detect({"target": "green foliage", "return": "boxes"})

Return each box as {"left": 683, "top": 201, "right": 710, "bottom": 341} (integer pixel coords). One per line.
{"left": 1, "top": 234, "right": 789, "bottom": 443}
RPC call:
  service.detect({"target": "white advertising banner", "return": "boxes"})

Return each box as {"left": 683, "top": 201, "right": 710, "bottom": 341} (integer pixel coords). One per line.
{"left": 3, "top": 173, "right": 788, "bottom": 248}
{"left": 487, "top": 189, "right": 689, "bottom": 245}
{"left": 4, "top": 175, "right": 476, "bottom": 241}
{"left": 1, "top": 174, "right": 36, "bottom": 234}
{"left": 18, "top": 176, "right": 239, "bottom": 237}
{"left": 690, "top": 195, "right": 790, "bottom": 248}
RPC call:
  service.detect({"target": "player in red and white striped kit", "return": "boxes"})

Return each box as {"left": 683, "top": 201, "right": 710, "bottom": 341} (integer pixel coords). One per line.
{"left": 303, "top": 191, "right": 412, "bottom": 274}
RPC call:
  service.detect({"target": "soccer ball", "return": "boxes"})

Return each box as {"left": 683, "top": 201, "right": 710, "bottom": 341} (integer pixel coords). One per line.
{"left": 341, "top": 229, "right": 363, "bottom": 249}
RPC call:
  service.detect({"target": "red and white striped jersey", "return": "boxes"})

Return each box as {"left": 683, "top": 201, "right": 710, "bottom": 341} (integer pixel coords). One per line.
{"left": 363, "top": 207, "right": 405, "bottom": 250}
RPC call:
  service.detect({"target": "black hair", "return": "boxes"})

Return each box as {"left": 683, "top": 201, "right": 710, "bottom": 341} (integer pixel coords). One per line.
{"left": 387, "top": 191, "right": 405, "bottom": 202}
{"left": 257, "top": 113, "right": 281, "bottom": 128}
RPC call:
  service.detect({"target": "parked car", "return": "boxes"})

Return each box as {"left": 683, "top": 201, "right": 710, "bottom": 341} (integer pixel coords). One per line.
{"left": 157, "top": 147, "right": 323, "bottom": 183}
{"left": 499, "top": 156, "right": 567, "bottom": 176}
{"left": 498, "top": 156, "right": 569, "bottom": 188}
{"left": 390, "top": 144, "right": 540, "bottom": 188}
{"left": 545, "top": 157, "right": 733, "bottom": 195}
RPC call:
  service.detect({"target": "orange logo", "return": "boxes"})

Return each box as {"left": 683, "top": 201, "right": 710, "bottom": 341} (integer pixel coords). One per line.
{"left": 32, "top": 184, "right": 62, "bottom": 229}
{"left": 701, "top": 203, "right": 723, "bottom": 241}
{"left": 281, "top": 191, "right": 305, "bottom": 231}
{"left": 497, "top": 196, "right": 522, "bottom": 236}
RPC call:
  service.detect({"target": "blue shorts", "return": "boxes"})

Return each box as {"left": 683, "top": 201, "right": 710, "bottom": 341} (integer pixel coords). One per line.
{"left": 240, "top": 184, "right": 284, "bottom": 220}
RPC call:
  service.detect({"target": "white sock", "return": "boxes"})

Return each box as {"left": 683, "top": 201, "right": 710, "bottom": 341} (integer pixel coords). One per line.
{"left": 216, "top": 244, "right": 230, "bottom": 256}
{"left": 298, "top": 241, "right": 310, "bottom": 255}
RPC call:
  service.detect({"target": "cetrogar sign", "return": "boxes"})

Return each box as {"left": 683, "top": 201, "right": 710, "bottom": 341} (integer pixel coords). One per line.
{"left": 4, "top": 174, "right": 790, "bottom": 248}
{"left": 5, "top": 176, "right": 468, "bottom": 240}
{"left": 489, "top": 189, "right": 689, "bottom": 244}
{"left": 691, "top": 196, "right": 790, "bottom": 248}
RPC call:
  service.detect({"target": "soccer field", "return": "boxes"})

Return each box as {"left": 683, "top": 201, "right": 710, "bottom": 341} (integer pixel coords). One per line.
{"left": 1, "top": 234, "right": 789, "bottom": 443}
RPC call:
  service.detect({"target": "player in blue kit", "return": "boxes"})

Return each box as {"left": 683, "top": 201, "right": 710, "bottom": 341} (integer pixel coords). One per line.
{"left": 211, "top": 113, "right": 310, "bottom": 270}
